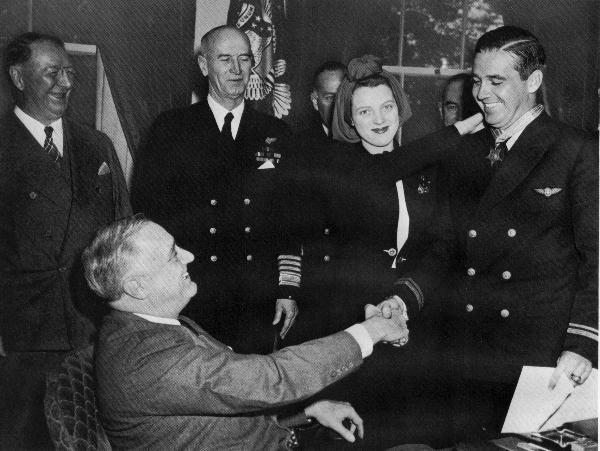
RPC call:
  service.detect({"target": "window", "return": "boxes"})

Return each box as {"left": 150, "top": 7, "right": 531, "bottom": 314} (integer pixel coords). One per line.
{"left": 382, "top": 0, "right": 503, "bottom": 142}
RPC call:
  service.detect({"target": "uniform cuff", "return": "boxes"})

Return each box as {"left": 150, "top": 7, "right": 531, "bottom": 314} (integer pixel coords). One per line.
{"left": 277, "top": 285, "right": 300, "bottom": 301}
{"left": 345, "top": 324, "right": 374, "bottom": 358}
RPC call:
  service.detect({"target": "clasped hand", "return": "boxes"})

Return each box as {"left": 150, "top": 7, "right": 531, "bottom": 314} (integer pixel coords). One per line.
{"left": 362, "top": 298, "right": 409, "bottom": 346}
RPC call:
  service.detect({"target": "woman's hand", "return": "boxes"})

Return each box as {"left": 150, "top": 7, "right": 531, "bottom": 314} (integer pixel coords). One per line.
{"left": 454, "top": 112, "right": 484, "bottom": 135}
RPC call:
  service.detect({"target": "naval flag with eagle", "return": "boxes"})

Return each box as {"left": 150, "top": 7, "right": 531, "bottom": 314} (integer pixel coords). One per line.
{"left": 227, "top": 0, "right": 292, "bottom": 118}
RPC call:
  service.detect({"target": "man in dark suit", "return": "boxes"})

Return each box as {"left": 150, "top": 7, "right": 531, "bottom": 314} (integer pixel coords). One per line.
{"left": 376, "top": 25, "right": 598, "bottom": 440}
{"left": 84, "top": 215, "right": 409, "bottom": 450}
{"left": 132, "top": 25, "right": 298, "bottom": 354}
{"left": 439, "top": 73, "right": 480, "bottom": 127}
{"left": 308, "top": 61, "right": 346, "bottom": 140}
{"left": 0, "top": 32, "right": 131, "bottom": 449}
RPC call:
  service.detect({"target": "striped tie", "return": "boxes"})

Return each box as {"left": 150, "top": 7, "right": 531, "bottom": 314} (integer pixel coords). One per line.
{"left": 44, "top": 126, "right": 62, "bottom": 169}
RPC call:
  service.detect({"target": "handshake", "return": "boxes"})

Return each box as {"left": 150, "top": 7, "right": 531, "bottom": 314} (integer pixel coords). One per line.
{"left": 361, "top": 296, "right": 410, "bottom": 347}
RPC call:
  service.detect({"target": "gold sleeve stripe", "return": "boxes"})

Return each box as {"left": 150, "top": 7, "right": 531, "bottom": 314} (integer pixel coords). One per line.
{"left": 567, "top": 328, "right": 599, "bottom": 342}
{"left": 568, "top": 323, "right": 599, "bottom": 334}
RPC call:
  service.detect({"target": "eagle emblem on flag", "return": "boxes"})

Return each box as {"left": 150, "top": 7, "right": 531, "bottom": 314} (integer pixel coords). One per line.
{"left": 230, "top": 0, "right": 292, "bottom": 118}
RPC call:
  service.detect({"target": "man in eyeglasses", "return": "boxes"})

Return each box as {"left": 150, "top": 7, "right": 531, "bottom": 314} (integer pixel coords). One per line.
{"left": 0, "top": 32, "right": 131, "bottom": 449}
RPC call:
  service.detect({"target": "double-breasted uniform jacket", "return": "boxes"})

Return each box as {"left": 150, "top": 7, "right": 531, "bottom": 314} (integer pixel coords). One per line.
{"left": 280, "top": 126, "right": 463, "bottom": 335}
{"left": 131, "top": 101, "right": 296, "bottom": 350}
{"left": 0, "top": 111, "right": 131, "bottom": 352}
{"left": 393, "top": 114, "right": 599, "bottom": 384}
{"left": 95, "top": 310, "right": 363, "bottom": 451}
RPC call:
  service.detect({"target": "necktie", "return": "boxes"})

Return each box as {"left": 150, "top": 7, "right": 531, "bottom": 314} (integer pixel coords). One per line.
{"left": 222, "top": 112, "right": 234, "bottom": 142}
{"left": 487, "top": 139, "right": 508, "bottom": 167}
{"left": 44, "top": 126, "right": 62, "bottom": 169}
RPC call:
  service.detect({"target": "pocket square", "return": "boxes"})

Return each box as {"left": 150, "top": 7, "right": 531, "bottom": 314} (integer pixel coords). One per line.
{"left": 533, "top": 187, "right": 562, "bottom": 197}
{"left": 98, "top": 162, "right": 110, "bottom": 176}
{"left": 258, "top": 160, "right": 275, "bottom": 170}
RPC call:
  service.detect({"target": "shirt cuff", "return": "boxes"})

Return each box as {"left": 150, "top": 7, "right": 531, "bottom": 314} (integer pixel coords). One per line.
{"left": 345, "top": 323, "right": 374, "bottom": 358}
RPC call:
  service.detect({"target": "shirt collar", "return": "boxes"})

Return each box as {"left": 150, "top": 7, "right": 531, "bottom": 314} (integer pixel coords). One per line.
{"left": 133, "top": 312, "right": 181, "bottom": 326}
{"left": 491, "top": 104, "right": 544, "bottom": 150}
{"left": 14, "top": 106, "right": 64, "bottom": 155}
{"left": 207, "top": 95, "right": 245, "bottom": 139}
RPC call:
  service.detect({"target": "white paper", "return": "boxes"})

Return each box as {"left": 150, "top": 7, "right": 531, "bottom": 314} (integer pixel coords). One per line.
{"left": 258, "top": 160, "right": 275, "bottom": 169}
{"left": 501, "top": 366, "right": 597, "bottom": 434}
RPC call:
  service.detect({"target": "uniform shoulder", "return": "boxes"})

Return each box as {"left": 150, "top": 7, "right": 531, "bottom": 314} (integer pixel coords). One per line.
{"left": 247, "top": 107, "right": 291, "bottom": 134}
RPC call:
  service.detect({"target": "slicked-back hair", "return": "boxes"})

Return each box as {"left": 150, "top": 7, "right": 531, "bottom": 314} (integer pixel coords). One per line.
{"left": 312, "top": 61, "right": 347, "bottom": 89}
{"left": 82, "top": 214, "right": 149, "bottom": 302}
{"left": 475, "top": 25, "right": 545, "bottom": 80}
{"left": 4, "top": 32, "right": 64, "bottom": 77}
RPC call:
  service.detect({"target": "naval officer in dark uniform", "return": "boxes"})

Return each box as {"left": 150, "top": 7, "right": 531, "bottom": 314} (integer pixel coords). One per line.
{"left": 131, "top": 25, "right": 299, "bottom": 354}
{"left": 376, "top": 26, "right": 598, "bottom": 441}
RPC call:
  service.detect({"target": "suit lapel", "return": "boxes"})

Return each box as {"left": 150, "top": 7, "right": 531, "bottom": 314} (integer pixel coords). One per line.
{"left": 9, "top": 114, "right": 71, "bottom": 207}
{"left": 65, "top": 120, "right": 104, "bottom": 204}
{"left": 478, "top": 114, "right": 554, "bottom": 215}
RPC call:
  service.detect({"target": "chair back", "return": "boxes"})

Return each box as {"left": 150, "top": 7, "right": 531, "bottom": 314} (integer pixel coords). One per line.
{"left": 44, "top": 345, "right": 112, "bottom": 450}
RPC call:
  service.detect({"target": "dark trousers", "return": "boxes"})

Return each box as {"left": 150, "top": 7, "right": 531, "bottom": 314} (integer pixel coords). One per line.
{"left": 0, "top": 351, "right": 67, "bottom": 450}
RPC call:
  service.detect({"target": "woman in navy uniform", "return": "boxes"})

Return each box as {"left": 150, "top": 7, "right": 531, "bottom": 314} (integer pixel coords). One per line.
{"left": 281, "top": 55, "right": 484, "bottom": 447}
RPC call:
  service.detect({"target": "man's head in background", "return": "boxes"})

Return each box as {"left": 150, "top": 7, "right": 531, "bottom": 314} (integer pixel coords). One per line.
{"left": 440, "top": 73, "right": 480, "bottom": 126}
{"left": 311, "top": 61, "right": 346, "bottom": 131}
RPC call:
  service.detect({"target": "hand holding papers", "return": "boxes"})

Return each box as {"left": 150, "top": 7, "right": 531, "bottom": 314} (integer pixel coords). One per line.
{"left": 502, "top": 366, "right": 597, "bottom": 434}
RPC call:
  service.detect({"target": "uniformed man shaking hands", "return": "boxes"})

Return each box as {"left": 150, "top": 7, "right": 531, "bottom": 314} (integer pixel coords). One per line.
{"left": 374, "top": 25, "right": 598, "bottom": 441}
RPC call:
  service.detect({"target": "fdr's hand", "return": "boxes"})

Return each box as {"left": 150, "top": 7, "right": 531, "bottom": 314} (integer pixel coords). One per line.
{"left": 304, "top": 400, "right": 364, "bottom": 443}
{"left": 273, "top": 298, "right": 298, "bottom": 339}
{"left": 0, "top": 335, "right": 5, "bottom": 357}
{"left": 549, "top": 350, "right": 593, "bottom": 388}
{"left": 361, "top": 306, "right": 409, "bottom": 345}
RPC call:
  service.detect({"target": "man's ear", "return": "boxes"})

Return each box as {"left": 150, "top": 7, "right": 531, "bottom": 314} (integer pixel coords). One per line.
{"left": 526, "top": 69, "right": 543, "bottom": 94}
{"left": 198, "top": 54, "right": 209, "bottom": 77}
{"left": 310, "top": 90, "right": 319, "bottom": 112}
{"left": 122, "top": 276, "right": 147, "bottom": 300}
{"left": 9, "top": 65, "right": 25, "bottom": 91}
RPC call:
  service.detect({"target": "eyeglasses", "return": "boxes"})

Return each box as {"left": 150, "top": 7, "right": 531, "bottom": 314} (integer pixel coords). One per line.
{"left": 45, "top": 67, "right": 76, "bottom": 83}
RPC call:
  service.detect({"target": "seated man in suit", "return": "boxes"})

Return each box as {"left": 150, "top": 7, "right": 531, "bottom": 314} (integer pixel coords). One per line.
{"left": 83, "top": 215, "right": 409, "bottom": 450}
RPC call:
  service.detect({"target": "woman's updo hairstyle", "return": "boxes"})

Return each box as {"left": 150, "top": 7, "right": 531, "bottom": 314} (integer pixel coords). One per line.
{"left": 332, "top": 54, "right": 412, "bottom": 143}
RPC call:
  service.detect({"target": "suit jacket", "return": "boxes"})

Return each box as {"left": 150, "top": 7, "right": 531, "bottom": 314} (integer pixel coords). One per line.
{"left": 394, "top": 114, "right": 599, "bottom": 383}
{"left": 131, "top": 102, "right": 295, "bottom": 333}
{"left": 95, "top": 310, "right": 363, "bottom": 451}
{"left": 0, "top": 111, "right": 131, "bottom": 351}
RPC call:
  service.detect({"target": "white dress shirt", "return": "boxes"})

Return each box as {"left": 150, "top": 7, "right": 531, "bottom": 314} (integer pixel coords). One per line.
{"left": 207, "top": 95, "right": 245, "bottom": 139}
{"left": 14, "top": 106, "right": 64, "bottom": 155}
